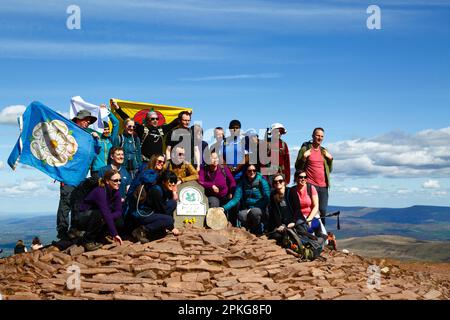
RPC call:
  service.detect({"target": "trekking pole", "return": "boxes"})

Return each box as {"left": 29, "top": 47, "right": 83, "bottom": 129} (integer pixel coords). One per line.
{"left": 324, "top": 211, "right": 341, "bottom": 230}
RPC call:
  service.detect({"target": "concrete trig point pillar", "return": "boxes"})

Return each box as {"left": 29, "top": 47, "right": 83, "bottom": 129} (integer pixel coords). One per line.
{"left": 174, "top": 181, "right": 208, "bottom": 229}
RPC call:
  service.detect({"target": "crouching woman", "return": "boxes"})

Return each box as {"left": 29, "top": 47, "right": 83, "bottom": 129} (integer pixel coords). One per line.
{"left": 78, "top": 169, "right": 124, "bottom": 251}
{"left": 130, "top": 170, "right": 181, "bottom": 243}
{"left": 267, "top": 173, "right": 297, "bottom": 245}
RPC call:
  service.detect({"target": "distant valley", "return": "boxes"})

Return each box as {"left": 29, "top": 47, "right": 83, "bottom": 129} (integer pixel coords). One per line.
{"left": 0, "top": 205, "right": 449, "bottom": 261}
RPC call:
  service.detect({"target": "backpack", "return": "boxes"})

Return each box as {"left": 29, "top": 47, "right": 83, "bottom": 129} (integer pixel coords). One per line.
{"left": 69, "top": 177, "right": 99, "bottom": 225}
{"left": 131, "top": 184, "right": 162, "bottom": 219}
{"left": 282, "top": 227, "right": 324, "bottom": 261}
{"left": 125, "top": 169, "right": 159, "bottom": 219}
{"left": 302, "top": 140, "right": 326, "bottom": 155}
{"left": 117, "top": 134, "right": 139, "bottom": 149}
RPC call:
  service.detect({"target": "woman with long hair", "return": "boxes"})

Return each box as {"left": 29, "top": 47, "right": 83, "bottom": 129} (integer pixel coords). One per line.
{"left": 289, "top": 170, "right": 326, "bottom": 239}
{"left": 267, "top": 173, "right": 296, "bottom": 245}
{"left": 77, "top": 169, "right": 124, "bottom": 251}
{"left": 130, "top": 170, "right": 181, "bottom": 243}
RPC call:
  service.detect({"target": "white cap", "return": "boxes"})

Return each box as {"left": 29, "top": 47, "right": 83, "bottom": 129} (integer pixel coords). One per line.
{"left": 271, "top": 123, "right": 287, "bottom": 134}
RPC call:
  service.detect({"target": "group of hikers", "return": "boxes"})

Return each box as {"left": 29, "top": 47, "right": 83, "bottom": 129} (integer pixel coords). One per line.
{"left": 51, "top": 100, "right": 334, "bottom": 254}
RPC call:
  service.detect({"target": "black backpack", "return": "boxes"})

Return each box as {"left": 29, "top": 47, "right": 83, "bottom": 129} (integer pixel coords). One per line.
{"left": 69, "top": 177, "right": 99, "bottom": 227}
{"left": 282, "top": 227, "right": 324, "bottom": 261}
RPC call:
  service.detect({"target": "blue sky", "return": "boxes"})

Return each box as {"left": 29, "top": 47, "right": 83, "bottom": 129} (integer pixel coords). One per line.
{"left": 0, "top": 0, "right": 449, "bottom": 214}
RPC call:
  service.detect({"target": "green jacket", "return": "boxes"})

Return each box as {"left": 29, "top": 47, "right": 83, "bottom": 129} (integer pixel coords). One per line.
{"left": 295, "top": 142, "right": 333, "bottom": 187}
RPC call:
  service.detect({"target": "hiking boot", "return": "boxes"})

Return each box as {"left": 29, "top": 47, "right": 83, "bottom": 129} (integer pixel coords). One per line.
{"left": 57, "top": 231, "right": 70, "bottom": 241}
{"left": 84, "top": 242, "right": 103, "bottom": 252}
{"left": 67, "top": 228, "right": 84, "bottom": 240}
{"left": 132, "top": 226, "right": 149, "bottom": 244}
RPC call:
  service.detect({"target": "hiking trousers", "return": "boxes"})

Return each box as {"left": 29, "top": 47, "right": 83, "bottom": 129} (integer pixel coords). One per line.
{"left": 138, "top": 213, "right": 175, "bottom": 240}
{"left": 81, "top": 209, "right": 124, "bottom": 242}
{"left": 207, "top": 196, "right": 228, "bottom": 209}
{"left": 238, "top": 208, "right": 267, "bottom": 235}
{"left": 310, "top": 184, "right": 329, "bottom": 225}
{"left": 56, "top": 184, "right": 75, "bottom": 239}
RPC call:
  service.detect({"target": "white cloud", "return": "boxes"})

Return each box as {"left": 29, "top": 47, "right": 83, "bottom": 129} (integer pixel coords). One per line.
{"left": 180, "top": 73, "right": 283, "bottom": 82}
{"left": 328, "top": 126, "right": 450, "bottom": 179}
{"left": 0, "top": 105, "right": 26, "bottom": 125}
{"left": 342, "top": 187, "right": 368, "bottom": 194}
{"left": 423, "top": 179, "right": 440, "bottom": 189}
{"left": 432, "top": 190, "right": 448, "bottom": 196}
{"left": 0, "top": 161, "right": 4, "bottom": 170}
{"left": 1, "top": 0, "right": 443, "bottom": 34}
{"left": 1, "top": 181, "right": 40, "bottom": 196}
{"left": 0, "top": 40, "right": 228, "bottom": 61}
{"left": 0, "top": 179, "right": 57, "bottom": 198}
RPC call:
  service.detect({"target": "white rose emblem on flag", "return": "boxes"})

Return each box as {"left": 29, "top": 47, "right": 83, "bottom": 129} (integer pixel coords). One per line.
{"left": 30, "top": 120, "right": 78, "bottom": 167}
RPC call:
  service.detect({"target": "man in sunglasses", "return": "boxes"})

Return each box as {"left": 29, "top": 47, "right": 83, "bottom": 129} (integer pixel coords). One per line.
{"left": 295, "top": 127, "right": 333, "bottom": 225}
{"left": 98, "top": 146, "right": 132, "bottom": 202}
{"left": 165, "top": 146, "right": 199, "bottom": 185}
{"left": 111, "top": 100, "right": 180, "bottom": 163}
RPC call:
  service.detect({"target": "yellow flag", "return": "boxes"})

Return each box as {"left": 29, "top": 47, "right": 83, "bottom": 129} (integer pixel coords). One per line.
{"left": 110, "top": 98, "right": 192, "bottom": 131}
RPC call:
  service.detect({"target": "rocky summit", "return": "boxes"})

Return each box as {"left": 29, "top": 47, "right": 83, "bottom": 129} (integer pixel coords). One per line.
{"left": 0, "top": 226, "right": 448, "bottom": 300}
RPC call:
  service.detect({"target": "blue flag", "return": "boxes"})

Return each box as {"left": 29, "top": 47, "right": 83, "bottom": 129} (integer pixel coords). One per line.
{"left": 8, "top": 101, "right": 95, "bottom": 186}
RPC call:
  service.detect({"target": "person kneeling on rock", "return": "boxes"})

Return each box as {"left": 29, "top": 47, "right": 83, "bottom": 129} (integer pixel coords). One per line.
{"left": 76, "top": 169, "right": 124, "bottom": 251}
{"left": 129, "top": 170, "right": 181, "bottom": 243}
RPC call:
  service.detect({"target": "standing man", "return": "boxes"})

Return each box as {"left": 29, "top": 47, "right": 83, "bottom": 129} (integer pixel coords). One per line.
{"left": 165, "top": 111, "right": 194, "bottom": 162}
{"left": 111, "top": 100, "right": 180, "bottom": 163}
{"left": 222, "top": 120, "right": 249, "bottom": 181}
{"left": 263, "top": 123, "right": 291, "bottom": 185}
{"left": 295, "top": 127, "right": 333, "bottom": 225}
{"left": 209, "top": 127, "right": 225, "bottom": 161}
{"left": 57, "top": 110, "right": 99, "bottom": 240}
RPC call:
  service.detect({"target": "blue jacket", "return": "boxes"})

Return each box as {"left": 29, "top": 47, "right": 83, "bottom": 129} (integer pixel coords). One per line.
{"left": 113, "top": 132, "right": 142, "bottom": 173}
{"left": 91, "top": 112, "right": 119, "bottom": 172}
{"left": 223, "top": 173, "right": 270, "bottom": 211}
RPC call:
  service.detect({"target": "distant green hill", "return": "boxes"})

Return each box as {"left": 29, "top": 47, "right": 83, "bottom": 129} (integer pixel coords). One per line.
{"left": 1, "top": 205, "right": 449, "bottom": 259}
{"left": 327, "top": 205, "right": 450, "bottom": 241}
{"left": 0, "top": 215, "right": 56, "bottom": 258}
{"left": 338, "top": 235, "right": 450, "bottom": 263}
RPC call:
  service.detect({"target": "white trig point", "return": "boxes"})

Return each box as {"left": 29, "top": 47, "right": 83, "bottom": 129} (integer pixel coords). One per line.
{"left": 366, "top": 5, "right": 381, "bottom": 30}
{"left": 367, "top": 265, "right": 381, "bottom": 289}
{"left": 66, "top": 5, "right": 81, "bottom": 30}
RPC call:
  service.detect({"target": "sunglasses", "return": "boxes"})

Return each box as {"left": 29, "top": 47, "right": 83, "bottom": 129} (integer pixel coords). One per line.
{"left": 156, "top": 159, "right": 164, "bottom": 164}
{"left": 273, "top": 179, "right": 284, "bottom": 184}
{"left": 111, "top": 179, "right": 122, "bottom": 183}
{"left": 247, "top": 169, "right": 256, "bottom": 173}
{"left": 178, "top": 153, "right": 185, "bottom": 157}
{"left": 126, "top": 126, "right": 135, "bottom": 129}
{"left": 298, "top": 175, "right": 307, "bottom": 180}
{"left": 150, "top": 118, "right": 159, "bottom": 121}
{"left": 167, "top": 181, "right": 177, "bottom": 185}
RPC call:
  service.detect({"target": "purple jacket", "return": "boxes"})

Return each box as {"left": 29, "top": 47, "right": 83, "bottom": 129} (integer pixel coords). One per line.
{"left": 199, "top": 165, "right": 236, "bottom": 199}
{"left": 80, "top": 186, "right": 122, "bottom": 237}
